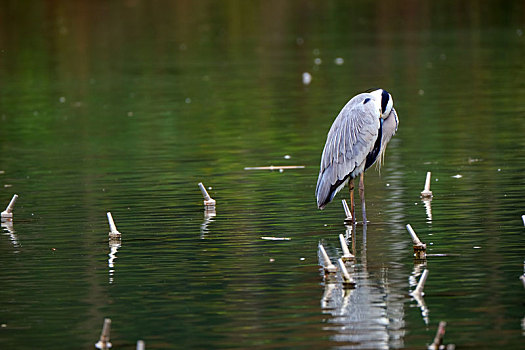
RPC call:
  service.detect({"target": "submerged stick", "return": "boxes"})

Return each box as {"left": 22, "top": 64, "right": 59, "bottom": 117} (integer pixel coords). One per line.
{"left": 341, "top": 199, "right": 353, "bottom": 223}
{"left": 421, "top": 172, "right": 433, "bottom": 198}
{"left": 412, "top": 269, "right": 429, "bottom": 296}
{"left": 318, "top": 243, "right": 337, "bottom": 273}
{"left": 198, "top": 182, "right": 216, "bottom": 207}
{"left": 95, "top": 318, "right": 112, "bottom": 349}
{"left": 107, "top": 212, "right": 121, "bottom": 239}
{"left": 339, "top": 234, "right": 355, "bottom": 262}
{"left": 428, "top": 321, "right": 447, "bottom": 350}
{"left": 1, "top": 194, "right": 18, "bottom": 219}
{"left": 337, "top": 258, "right": 356, "bottom": 288}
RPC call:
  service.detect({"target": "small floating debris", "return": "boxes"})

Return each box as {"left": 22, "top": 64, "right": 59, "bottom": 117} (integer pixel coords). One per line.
{"left": 339, "top": 234, "right": 354, "bottom": 262}
{"left": 406, "top": 224, "right": 427, "bottom": 260}
{"left": 198, "top": 182, "right": 216, "bottom": 208}
{"left": 95, "top": 318, "right": 112, "bottom": 349}
{"left": 341, "top": 199, "right": 353, "bottom": 224}
{"left": 334, "top": 57, "right": 344, "bottom": 65}
{"left": 261, "top": 236, "right": 291, "bottom": 241}
{"left": 337, "top": 258, "right": 355, "bottom": 288}
{"left": 318, "top": 243, "right": 337, "bottom": 274}
{"left": 244, "top": 165, "right": 305, "bottom": 171}
{"left": 302, "top": 72, "right": 312, "bottom": 85}
{"left": 420, "top": 172, "right": 433, "bottom": 198}
{"left": 1, "top": 194, "right": 18, "bottom": 220}
{"left": 283, "top": 154, "right": 291, "bottom": 159}
{"left": 107, "top": 212, "right": 121, "bottom": 239}
{"left": 451, "top": 174, "right": 462, "bottom": 178}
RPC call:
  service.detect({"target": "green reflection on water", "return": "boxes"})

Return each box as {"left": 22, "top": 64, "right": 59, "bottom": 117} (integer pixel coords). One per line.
{"left": 1, "top": 1, "right": 524, "bottom": 349}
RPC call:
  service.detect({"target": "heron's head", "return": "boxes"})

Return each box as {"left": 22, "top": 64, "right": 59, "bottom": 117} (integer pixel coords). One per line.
{"left": 369, "top": 88, "right": 394, "bottom": 119}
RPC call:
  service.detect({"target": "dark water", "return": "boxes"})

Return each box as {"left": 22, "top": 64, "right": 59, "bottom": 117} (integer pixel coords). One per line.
{"left": 1, "top": 1, "right": 524, "bottom": 349}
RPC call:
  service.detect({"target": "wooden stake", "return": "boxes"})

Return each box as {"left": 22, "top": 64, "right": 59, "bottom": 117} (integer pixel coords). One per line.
{"left": 107, "top": 212, "right": 121, "bottom": 239}
{"left": 95, "top": 318, "right": 112, "bottom": 349}
{"left": 337, "top": 258, "right": 356, "bottom": 288}
{"left": 406, "top": 224, "right": 426, "bottom": 259}
{"left": 318, "top": 243, "right": 337, "bottom": 273}
{"left": 420, "top": 172, "right": 433, "bottom": 198}
{"left": 198, "top": 182, "right": 216, "bottom": 207}
{"left": 1, "top": 194, "right": 18, "bottom": 220}
{"left": 342, "top": 199, "right": 353, "bottom": 224}
{"left": 428, "top": 321, "right": 447, "bottom": 350}
{"left": 339, "top": 234, "right": 355, "bottom": 262}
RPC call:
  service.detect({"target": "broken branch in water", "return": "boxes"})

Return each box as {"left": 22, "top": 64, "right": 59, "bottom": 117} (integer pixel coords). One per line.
{"left": 244, "top": 165, "right": 305, "bottom": 170}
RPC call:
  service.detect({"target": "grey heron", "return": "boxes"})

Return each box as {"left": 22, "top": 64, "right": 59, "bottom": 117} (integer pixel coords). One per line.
{"left": 315, "top": 89, "right": 399, "bottom": 223}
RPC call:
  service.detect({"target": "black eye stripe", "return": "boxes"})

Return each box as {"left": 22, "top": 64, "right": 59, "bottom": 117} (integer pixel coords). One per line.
{"left": 381, "top": 90, "right": 389, "bottom": 114}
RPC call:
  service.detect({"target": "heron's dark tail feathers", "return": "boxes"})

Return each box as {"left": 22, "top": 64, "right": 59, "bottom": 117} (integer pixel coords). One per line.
{"left": 316, "top": 170, "right": 338, "bottom": 210}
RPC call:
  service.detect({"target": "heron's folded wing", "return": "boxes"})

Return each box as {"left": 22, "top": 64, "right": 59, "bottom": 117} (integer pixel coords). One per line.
{"left": 316, "top": 98, "right": 380, "bottom": 207}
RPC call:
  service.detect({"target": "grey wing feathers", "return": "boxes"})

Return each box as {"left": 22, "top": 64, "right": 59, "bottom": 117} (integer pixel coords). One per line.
{"left": 316, "top": 95, "right": 380, "bottom": 208}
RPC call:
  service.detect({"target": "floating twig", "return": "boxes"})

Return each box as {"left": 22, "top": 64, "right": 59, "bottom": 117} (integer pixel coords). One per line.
{"left": 107, "top": 212, "right": 121, "bottom": 239}
{"left": 244, "top": 165, "right": 305, "bottom": 171}
{"left": 339, "top": 234, "right": 355, "bottom": 262}
{"left": 95, "top": 318, "right": 112, "bottom": 349}
{"left": 428, "top": 321, "right": 447, "bottom": 350}
{"left": 1, "top": 194, "right": 18, "bottom": 220}
{"left": 342, "top": 199, "right": 353, "bottom": 224}
{"left": 261, "top": 236, "right": 291, "bottom": 241}
{"left": 420, "top": 172, "right": 433, "bottom": 198}
{"left": 318, "top": 243, "right": 337, "bottom": 273}
{"left": 406, "top": 224, "right": 427, "bottom": 260}
{"left": 412, "top": 269, "right": 429, "bottom": 296}
{"left": 337, "top": 258, "right": 356, "bottom": 288}
{"left": 198, "top": 182, "right": 216, "bottom": 208}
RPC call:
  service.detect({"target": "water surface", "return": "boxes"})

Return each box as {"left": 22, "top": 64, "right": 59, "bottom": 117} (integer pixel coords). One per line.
{"left": 1, "top": 1, "right": 524, "bottom": 349}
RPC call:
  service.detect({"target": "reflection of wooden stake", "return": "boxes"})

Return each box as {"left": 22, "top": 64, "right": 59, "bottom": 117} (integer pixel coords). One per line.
{"left": 1, "top": 194, "right": 18, "bottom": 220}
{"left": 95, "top": 318, "right": 112, "bottom": 349}
{"left": 428, "top": 321, "right": 447, "bottom": 350}
{"left": 107, "top": 212, "right": 121, "bottom": 239}
{"left": 337, "top": 258, "right": 356, "bottom": 288}
{"left": 198, "top": 182, "right": 216, "bottom": 207}
{"left": 406, "top": 224, "right": 426, "bottom": 259}
{"left": 342, "top": 199, "right": 353, "bottom": 224}
{"left": 420, "top": 172, "right": 433, "bottom": 198}
{"left": 318, "top": 243, "right": 337, "bottom": 273}
{"left": 339, "top": 234, "right": 355, "bottom": 262}
{"left": 412, "top": 269, "right": 429, "bottom": 296}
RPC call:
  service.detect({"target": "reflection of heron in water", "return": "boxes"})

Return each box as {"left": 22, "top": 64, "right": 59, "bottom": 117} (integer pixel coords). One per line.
{"left": 316, "top": 89, "right": 399, "bottom": 223}
{"left": 320, "top": 224, "right": 406, "bottom": 349}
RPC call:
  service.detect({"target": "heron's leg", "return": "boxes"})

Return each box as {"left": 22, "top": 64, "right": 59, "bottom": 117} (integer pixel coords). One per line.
{"left": 349, "top": 179, "right": 355, "bottom": 223}
{"left": 359, "top": 172, "right": 367, "bottom": 224}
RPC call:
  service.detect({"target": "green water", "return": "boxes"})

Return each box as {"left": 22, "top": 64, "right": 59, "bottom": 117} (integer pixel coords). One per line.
{"left": 1, "top": 1, "right": 524, "bottom": 349}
